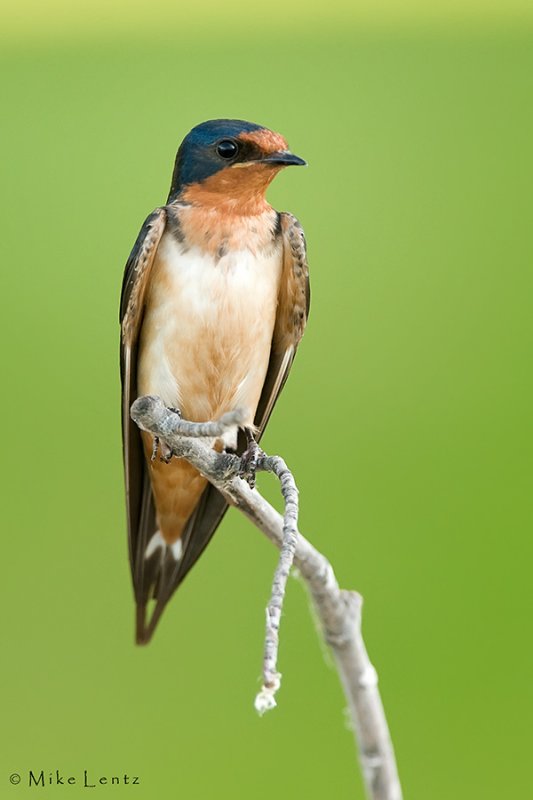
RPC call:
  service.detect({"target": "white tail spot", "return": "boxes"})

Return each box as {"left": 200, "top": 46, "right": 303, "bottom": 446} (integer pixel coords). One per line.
{"left": 144, "top": 530, "right": 165, "bottom": 560}
{"left": 144, "top": 531, "right": 183, "bottom": 562}
{"left": 171, "top": 538, "right": 183, "bottom": 561}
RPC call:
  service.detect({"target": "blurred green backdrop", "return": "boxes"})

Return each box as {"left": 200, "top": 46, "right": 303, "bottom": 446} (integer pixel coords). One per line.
{"left": 1, "top": 1, "right": 532, "bottom": 798}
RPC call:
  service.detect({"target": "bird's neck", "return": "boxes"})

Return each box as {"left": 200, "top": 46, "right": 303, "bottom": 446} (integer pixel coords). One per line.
{"left": 176, "top": 164, "right": 281, "bottom": 217}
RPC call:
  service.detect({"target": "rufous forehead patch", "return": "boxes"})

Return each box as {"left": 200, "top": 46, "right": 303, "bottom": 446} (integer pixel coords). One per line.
{"left": 238, "top": 128, "right": 289, "bottom": 154}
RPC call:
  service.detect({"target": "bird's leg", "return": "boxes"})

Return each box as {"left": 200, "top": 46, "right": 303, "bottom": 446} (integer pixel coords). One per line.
{"left": 151, "top": 407, "right": 182, "bottom": 463}
{"left": 239, "top": 428, "right": 264, "bottom": 489}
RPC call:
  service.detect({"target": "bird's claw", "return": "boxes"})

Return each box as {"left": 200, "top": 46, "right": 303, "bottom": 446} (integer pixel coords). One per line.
{"left": 239, "top": 435, "right": 264, "bottom": 489}
{"left": 159, "top": 440, "right": 174, "bottom": 463}
{"left": 151, "top": 436, "right": 174, "bottom": 464}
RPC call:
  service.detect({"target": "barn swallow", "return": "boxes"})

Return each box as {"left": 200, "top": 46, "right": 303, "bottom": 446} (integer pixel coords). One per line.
{"left": 120, "top": 119, "right": 310, "bottom": 644}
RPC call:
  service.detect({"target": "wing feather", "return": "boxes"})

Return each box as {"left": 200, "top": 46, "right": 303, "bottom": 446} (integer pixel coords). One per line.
{"left": 119, "top": 208, "right": 167, "bottom": 587}
{"left": 254, "top": 212, "right": 310, "bottom": 437}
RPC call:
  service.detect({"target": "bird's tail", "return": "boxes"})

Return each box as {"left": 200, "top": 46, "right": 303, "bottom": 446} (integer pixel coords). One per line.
{"left": 134, "top": 532, "right": 184, "bottom": 645}
{"left": 133, "top": 479, "right": 230, "bottom": 645}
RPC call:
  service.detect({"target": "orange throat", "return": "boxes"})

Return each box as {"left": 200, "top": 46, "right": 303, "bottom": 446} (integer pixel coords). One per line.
{"left": 180, "top": 163, "right": 283, "bottom": 216}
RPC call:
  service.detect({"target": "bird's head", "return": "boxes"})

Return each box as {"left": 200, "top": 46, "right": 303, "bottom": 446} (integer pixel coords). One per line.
{"left": 168, "top": 119, "right": 306, "bottom": 214}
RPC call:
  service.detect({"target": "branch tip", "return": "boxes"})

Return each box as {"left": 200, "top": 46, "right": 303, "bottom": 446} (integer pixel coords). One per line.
{"left": 254, "top": 680, "right": 280, "bottom": 716}
{"left": 130, "top": 394, "right": 162, "bottom": 421}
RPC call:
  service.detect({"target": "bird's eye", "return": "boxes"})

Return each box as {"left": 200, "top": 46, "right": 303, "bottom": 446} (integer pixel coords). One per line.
{"left": 216, "top": 139, "right": 239, "bottom": 159}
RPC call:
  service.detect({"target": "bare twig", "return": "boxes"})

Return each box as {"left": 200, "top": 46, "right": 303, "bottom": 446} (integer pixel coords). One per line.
{"left": 130, "top": 396, "right": 403, "bottom": 800}
{"left": 253, "top": 454, "right": 299, "bottom": 714}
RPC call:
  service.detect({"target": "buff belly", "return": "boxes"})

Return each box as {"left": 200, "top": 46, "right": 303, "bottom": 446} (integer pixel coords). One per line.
{"left": 137, "top": 230, "right": 283, "bottom": 543}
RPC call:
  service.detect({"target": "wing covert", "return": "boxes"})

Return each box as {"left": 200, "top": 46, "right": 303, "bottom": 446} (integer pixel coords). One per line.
{"left": 254, "top": 211, "right": 310, "bottom": 436}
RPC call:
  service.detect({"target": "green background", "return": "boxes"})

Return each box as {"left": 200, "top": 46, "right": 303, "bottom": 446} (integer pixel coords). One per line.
{"left": 1, "top": 2, "right": 532, "bottom": 797}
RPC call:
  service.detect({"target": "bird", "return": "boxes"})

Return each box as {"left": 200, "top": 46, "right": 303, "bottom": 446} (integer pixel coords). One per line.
{"left": 119, "top": 119, "right": 310, "bottom": 644}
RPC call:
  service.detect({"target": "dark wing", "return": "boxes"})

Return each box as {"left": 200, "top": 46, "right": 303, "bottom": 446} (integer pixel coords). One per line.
{"left": 119, "top": 207, "right": 230, "bottom": 644}
{"left": 254, "top": 212, "right": 310, "bottom": 436}
{"left": 119, "top": 207, "right": 167, "bottom": 603}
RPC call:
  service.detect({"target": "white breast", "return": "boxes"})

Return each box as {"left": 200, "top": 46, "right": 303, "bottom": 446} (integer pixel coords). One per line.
{"left": 137, "top": 231, "right": 283, "bottom": 440}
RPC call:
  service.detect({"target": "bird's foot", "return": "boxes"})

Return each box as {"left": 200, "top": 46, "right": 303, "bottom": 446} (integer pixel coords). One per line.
{"left": 239, "top": 430, "right": 264, "bottom": 489}
{"left": 159, "top": 441, "right": 174, "bottom": 463}
{"left": 150, "top": 436, "right": 174, "bottom": 464}
{"left": 150, "top": 407, "right": 181, "bottom": 463}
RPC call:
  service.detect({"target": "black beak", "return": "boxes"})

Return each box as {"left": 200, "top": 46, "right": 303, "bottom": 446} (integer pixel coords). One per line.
{"left": 262, "top": 151, "right": 307, "bottom": 167}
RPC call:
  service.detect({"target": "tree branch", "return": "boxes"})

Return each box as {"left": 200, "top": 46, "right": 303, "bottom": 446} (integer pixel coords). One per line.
{"left": 131, "top": 395, "right": 403, "bottom": 800}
